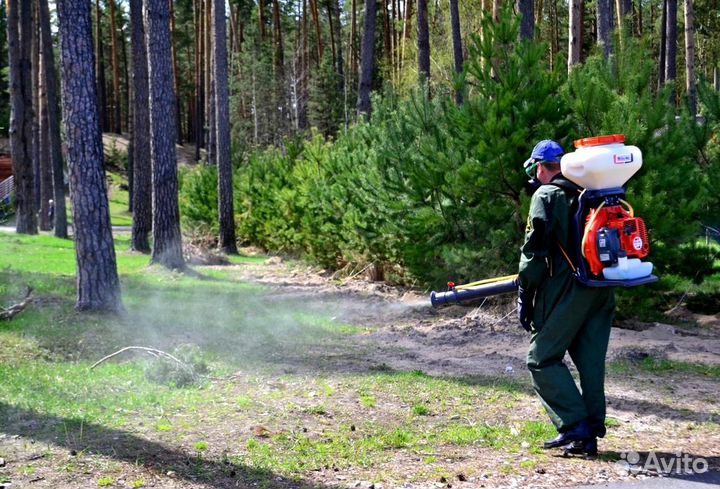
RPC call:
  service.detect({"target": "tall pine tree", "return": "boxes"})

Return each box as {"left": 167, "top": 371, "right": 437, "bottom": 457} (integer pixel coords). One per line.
{"left": 145, "top": 0, "right": 185, "bottom": 269}
{"left": 57, "top": 0, "right": 123, "bottom": 312}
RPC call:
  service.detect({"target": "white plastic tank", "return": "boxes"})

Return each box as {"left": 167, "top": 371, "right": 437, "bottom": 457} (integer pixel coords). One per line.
{"left": 561, "top": 134, "right": 643, "bottom": 190}
{"left": 602, "top": 256, "right": 654, "bottom": 281}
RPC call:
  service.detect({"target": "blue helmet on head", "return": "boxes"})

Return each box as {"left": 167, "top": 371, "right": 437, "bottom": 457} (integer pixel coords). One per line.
{"left": 524, "top": 140, "right": 565, "bottom": 179}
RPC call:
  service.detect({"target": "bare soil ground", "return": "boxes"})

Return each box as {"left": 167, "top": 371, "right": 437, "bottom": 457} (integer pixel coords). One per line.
{"left": 1, "top": 257, "right": 719, "bottom": 489}
{"left": 102, "top": 133, "right": 200, "bottom": 166}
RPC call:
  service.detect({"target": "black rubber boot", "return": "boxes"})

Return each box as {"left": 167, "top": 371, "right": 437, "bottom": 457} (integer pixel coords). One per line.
{"left": 543, "top": 419, "right": 592, "bottom": 449}
{"left": 564, "top": 438, "right": 598, "bottom": 457}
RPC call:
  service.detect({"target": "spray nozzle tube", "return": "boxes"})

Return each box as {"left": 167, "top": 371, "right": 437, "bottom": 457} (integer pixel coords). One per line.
{"left": 430, "top": 275, "right": 519, "bottom": 308}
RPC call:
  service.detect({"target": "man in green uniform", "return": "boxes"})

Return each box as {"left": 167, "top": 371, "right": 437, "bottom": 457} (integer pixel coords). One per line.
{"left": 517, "top": 140, "right": 615, "bottom": 456}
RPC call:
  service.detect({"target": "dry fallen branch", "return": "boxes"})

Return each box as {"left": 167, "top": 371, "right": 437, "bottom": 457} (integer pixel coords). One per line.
{"left": 0, "top": 287, "right": 33, "bottom": 321}
{"left": 90, "top": 346, "right": 190, "bottom": 371}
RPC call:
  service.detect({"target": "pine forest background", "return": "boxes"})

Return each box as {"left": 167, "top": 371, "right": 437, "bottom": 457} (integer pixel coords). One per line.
{"left": 2, "top": 0, "right": 720, "bottom": 317}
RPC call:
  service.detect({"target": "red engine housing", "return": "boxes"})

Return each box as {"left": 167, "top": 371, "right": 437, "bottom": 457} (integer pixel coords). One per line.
{"left": 583, "top": 205, "right": 650, "bottom": 276}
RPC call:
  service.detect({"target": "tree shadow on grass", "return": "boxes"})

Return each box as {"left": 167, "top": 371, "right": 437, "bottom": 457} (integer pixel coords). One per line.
{"left": 605, "top": 394, "right": 720, "bottom": 425}
{"left": 0, "top": 402, "right": 333, "bottom": 489}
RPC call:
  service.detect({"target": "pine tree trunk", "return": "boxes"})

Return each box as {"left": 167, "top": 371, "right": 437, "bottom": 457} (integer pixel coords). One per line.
{"left": 212, "top": 0, "right": 237, "bottom": 254}
{"left": 96, "top": 0, "right": 109, "bottom": 132}
{"left": 208, "top": 61, "right": 216, "bottom": 164}
{"left": 417, "top": 0, "right": 429, "bottom": 83}
{"left": 298, "top": 0, "right": 309, "bottom": 128}
{"left": 390, "top": 0, "right": 397, "bottom": 80}
{"left": 328, "top": 0, "right": 339, "bottom": 70}
{"left": 449, "top": 0, "right": 463, "bottom": 105}
{"left": 170, "top": 0, "right": 183, "bottom": 144}
{"left": 332, "top": 0, "right": 345, "bottom": 91}
{"left": 144, "top": 0, "right": 185, "bottom": 269}
{"left": 258, "top": 0, "right": 267, "bottom": 39}
{"left": 535, "top": 0, "right": 544, "bottom": 27}
{"left": 684, "top": 0, "right": 695, "bottom": 114}
{"left": 518, "top": 0, "right": 534, "bottom": 40}
{"left": 568, "top": 0, "right": 582, "bottom": 72}
{"left": 7, "top": 0, "right": 38, "bottom": 234}
{"left": 205, "top": 0, "right": 216, "bottom": 164}
{"left": 120, "top": 20, "right": 130, "bottom": 134}
{"left": 120, "top": 18, "right": 131, "bottom": 210}
{"left": 383, "top": 0, "right": 391, "bottom": 69}
{"left": 665, "top": 0, "right": 677, "bottom": 92}
{"left": 39, "top": 60, "right": 53, "bottom": 232}
{"left": 109, "top": 0, "right": 122, "bottom": 133}
{"left": 127, "top": 119, "right": 133, "bottom": 211}
{"left": 493, "top": 0, "right": 501, "bottom": 21}
{"left": 597, "top": 0, "right": 612, "bottom": 60}
{"left": 130, "top": 0, "right": 152, "bottom": 252}
{"left": 401, "top": 0, "right": 413, "bottom": 69}
{"left": 37, "top": 18, "right": 53, "bottom": 233}
{"left": 194, "top": 0, "right": 204, "bottom": 161}
{"left": 620, "top": 0, "right": 632, "bottom": 24}
{"left": 551, "top": 0, "right": 559, "bottom": 71}
{"left": 310, "top": 0, "right": 324, "bottom": 63}
{"left": 39, "top": 0, "right": 68, "bottom": 238}
{"left": 0, "top": 6, "right": 7, "bottom": 118}
{"left": 273, "top": 0, "right": 285, "bottom": 76}
{"left": 357, "top": 0, "right": 377, "bottom": 116}
{"left": 659, "top": 0, "right": 666, "bottom": 88}
{"left": 32, "top": 2, "right": 42, "bottom": 216}
{"left": 185, "top": 42, "right": 195, "bottom": 144}
{"left": 350, "top": 0, "right": 358, "bottom": 78}
{"left": 57, "top": 0, "right": 123, "bottom": 312}
{"left": 229, "top": 3, "right": 241, "bottom": 63}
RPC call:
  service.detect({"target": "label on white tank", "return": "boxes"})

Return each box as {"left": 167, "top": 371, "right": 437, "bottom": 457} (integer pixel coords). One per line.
{"left": 633, "top": 236, "right": 643, "bottom": 250}
{"left": 613, "top": 153, "right": 634, "bottom": 164}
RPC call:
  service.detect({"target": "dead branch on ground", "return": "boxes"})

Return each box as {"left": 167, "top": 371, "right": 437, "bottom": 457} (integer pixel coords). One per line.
{"left": 0, "top": 287, "right": 33, "bottom": 321}
{"left": 90, "top": 346, "right": 190, "bottom": 371}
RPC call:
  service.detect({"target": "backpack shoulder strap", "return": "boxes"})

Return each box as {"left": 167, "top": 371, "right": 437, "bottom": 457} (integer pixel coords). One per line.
{"left": 547, "top": 176, "right": 582, "bottom": 194}
{"left": 547, "top": 177, "right": 582, "bottom": 274}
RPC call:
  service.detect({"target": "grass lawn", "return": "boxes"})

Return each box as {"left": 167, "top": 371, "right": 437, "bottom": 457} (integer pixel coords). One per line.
{"left": 0, "top": 232, "right": 565, "bottom": 488}
{"left": 63, "top": 172, "right": 133, "bottom": 228}
{"left": 107, "top": 185, "right": 133, "bottom": 227}
{"left": 2, "top": 233, "right": 719, "bottom": 488}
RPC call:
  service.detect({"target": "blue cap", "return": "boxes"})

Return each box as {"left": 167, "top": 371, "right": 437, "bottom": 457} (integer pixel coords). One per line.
{"left": 529, "top": 140, "right": 564, "bottom": 163}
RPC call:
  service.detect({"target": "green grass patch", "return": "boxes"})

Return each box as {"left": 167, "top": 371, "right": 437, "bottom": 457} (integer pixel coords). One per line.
{"left": 436, "top": 423, "right": 511, "bottom": 447}
{"left": 226, "top": 254, "right": 268, "bottom": 265}
{"left": 241, "top": 425, "right": 419, "bottom": 473}
{"left": 0, "top": 232, "right": 554, "bottom": 483}
{"left": 609, "top": 356, "right": 720, "bottom": 378}
{"left": 306, "top": 404, "right": 327, "bottom": 415}
{"left": 0, "top": 233, "right": 149, "bottom": 279}
{"left": 0, "top": 358, "right": 209, "bottom": 429}
{"left": 412, "top": 404, "right": 430, "bottom": 416}
{"left": 293, "top": 313, "right": 370, "bottom": 336}
{"left": 97, "top": 476, "right": 115, "bottom": 486}
{"left": 236, "top": 396, "right": 254, "bottom": 409}
{"left": 107, "top": 181, "right": 132, "bottom": 227}
{"left": 605, "top": 417, "right": 621, "bottom": 428}
{"left": 359, "top": 394, "right": 376, "bottom": 408}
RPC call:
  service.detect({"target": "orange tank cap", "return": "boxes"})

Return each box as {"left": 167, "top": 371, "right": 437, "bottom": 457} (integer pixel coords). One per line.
{"left": 574, "top": 134, "right": 625, "bottom": 148}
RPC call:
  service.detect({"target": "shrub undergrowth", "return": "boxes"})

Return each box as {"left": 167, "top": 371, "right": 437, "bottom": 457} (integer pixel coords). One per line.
{"left": 180, "top": 7, "right": 719, "bottom": 303}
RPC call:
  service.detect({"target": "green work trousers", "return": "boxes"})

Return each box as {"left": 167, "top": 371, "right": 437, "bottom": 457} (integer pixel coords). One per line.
{"left": 526, "top": 271, "right": 615, "bottom": 434}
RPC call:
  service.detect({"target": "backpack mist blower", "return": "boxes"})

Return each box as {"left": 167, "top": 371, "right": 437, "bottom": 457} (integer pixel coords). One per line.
{"left": 430, "top": 134, "right": 658, "bottom": 308}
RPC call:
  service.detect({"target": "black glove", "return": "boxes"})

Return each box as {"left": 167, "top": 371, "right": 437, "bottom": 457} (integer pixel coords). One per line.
{"left": 517, "top": 286, "right": 534, "bottom": 332}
